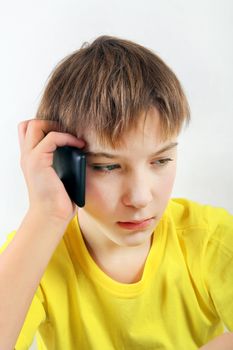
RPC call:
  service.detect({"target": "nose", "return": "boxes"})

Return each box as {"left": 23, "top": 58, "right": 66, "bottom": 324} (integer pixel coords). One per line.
{"left": 121, "top": 171, "right": 154, "bottom": 209}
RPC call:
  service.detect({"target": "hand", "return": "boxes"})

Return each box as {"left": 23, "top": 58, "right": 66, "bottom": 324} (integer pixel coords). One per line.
{"left": 18, "top": 119, "right": 85, "bottom": 223}
{"left": 199, "top": 332, "right": 233, "bottom": 350}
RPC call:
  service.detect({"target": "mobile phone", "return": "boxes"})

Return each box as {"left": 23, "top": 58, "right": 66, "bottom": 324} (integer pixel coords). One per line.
{"left": 53, "top": 146, "right": 86, "bottom": 207}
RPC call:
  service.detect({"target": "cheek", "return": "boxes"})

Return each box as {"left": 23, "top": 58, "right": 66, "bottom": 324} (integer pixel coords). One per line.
{"left": 164, "top": 170, "right": 176, "bottom": 188}
{"left": 156, "top": 166, "right": 177, "bottom": 198}
{"left": 85, "top": 173, "right": 119, "bottom": 210}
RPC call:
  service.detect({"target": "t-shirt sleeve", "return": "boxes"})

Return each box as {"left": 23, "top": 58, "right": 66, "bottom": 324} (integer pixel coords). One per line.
{"left": 0, "top": 231, "right": 47, "bottom": 349}
{"left": 203, "top": 208, "right": 233, "bottom": 331}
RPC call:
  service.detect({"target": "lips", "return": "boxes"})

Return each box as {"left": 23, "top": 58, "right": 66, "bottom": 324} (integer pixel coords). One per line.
{"left": 119, "top": 217, "right": 154, "bottom": 224}
{"left": 117, "top": 217, "right": 155, "bottom": 230}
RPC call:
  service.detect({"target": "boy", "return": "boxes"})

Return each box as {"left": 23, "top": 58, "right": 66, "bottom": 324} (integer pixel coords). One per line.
{"left": 0, "top": 35, "right": 232, "bottom": 350}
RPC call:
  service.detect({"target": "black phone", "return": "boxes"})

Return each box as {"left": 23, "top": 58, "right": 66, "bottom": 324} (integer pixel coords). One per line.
{"left": 53, "top": 146, "right": 86, "bottom": 207}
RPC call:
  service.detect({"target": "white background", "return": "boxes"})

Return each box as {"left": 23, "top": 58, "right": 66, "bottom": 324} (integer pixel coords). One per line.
{"left": 0, "top": 0, "right": 232, "bottom": 348}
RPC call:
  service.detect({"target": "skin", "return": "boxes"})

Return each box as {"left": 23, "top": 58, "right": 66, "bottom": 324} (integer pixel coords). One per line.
{"left": 77, "top": 107, "right": 178, "bottom": 282}
{"left": 199, "top": 332, "right": 233, "bottom": 350}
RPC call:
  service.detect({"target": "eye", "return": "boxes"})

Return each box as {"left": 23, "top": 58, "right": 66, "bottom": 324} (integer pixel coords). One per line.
{"left": 90, "top": 164, "right": 120, "bottom": 172}
{"left": 153, "top": 158, "right": 174, "bottom": 166}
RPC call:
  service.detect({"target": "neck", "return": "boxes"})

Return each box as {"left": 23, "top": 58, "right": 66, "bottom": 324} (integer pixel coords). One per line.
{"left": 78, "top": 210, "right": 153, "bottom": 283}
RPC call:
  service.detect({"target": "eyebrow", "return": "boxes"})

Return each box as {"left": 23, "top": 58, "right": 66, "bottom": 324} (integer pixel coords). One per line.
{"left": 84, "top": 142, "right": 178, "bottom": 159}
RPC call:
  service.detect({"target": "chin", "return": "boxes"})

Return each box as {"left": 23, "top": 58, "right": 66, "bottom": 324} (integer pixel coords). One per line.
{"left": 117, "top": 230, "right": 153, "bottom": 247}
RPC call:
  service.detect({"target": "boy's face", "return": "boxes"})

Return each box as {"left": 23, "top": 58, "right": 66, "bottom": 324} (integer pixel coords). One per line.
{"left": 78, "top": 107, "right": 178, "bottom": 247}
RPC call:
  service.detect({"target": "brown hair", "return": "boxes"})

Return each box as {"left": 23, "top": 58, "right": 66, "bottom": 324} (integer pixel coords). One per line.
{"left": 35, "top": 35, "right": 190, "bottom": 146}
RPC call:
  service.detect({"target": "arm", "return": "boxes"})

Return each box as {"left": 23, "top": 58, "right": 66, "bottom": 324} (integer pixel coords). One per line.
{"left": 0, "top": 211, "right": 68, "bottom": 349}
{"left": 199, "top": 332, "right": 233, "bottom": 350}
{"left": 0, "top": 119, "right": 85, "bottom": 350}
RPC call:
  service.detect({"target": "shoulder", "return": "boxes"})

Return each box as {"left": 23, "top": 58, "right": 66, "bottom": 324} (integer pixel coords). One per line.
{"left": 167, "top": 197, "right": 233, "bottom": 233}
{"left": 165, "top": 198, "right": 233, "bottom": 257}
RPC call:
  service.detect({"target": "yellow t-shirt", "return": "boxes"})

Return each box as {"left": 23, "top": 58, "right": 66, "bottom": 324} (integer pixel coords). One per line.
{"left": 1, "top": 198, "right": 233, "bottom": 349}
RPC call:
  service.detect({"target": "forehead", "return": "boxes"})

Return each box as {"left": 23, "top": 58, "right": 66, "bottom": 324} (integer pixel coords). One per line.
{"left": 83, "top": 107, "right": 171, "bottom": 152}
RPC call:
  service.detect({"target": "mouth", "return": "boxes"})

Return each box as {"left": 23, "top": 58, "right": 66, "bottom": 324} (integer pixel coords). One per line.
{"left": 117, "top": 217, "right": 155, "bottom": 230}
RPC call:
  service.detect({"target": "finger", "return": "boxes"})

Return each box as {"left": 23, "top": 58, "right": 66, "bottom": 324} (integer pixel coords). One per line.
{"left": 35, "top": 131, "right": 85, "bottom": 155}
{"left": 24, "top": 119, "right": 62, "bottom": 151}
{"left": 18, "top": 119, "right": 34, "bottom": 152}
